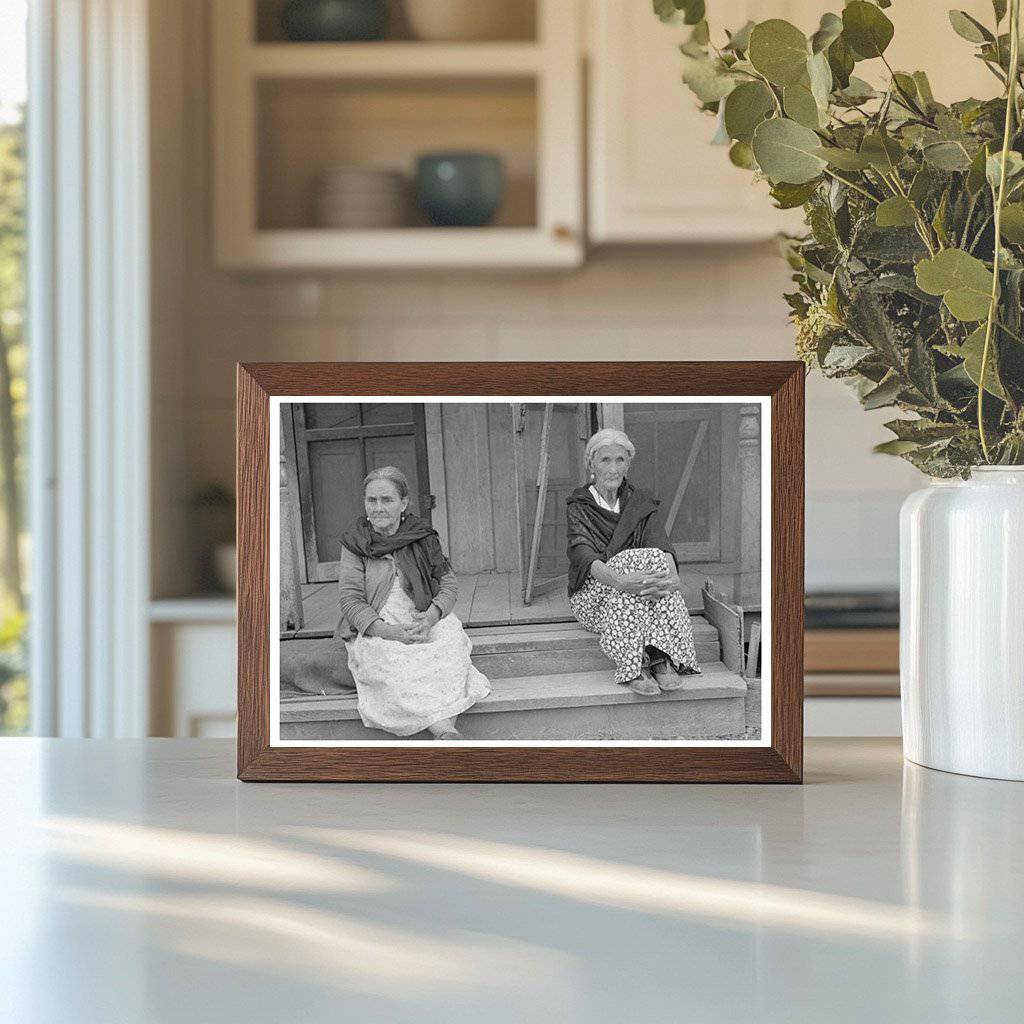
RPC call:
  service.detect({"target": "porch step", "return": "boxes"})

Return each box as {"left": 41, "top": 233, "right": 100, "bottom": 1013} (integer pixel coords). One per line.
{"left": 280, "top": 661, "right": 748, "bottom": 741}
{"left": 466, "top": 617, "right": 721, "bottom": 679}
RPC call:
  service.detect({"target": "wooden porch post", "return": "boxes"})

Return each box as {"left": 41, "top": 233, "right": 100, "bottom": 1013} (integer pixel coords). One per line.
{"left": 280, "top": 415, "right": 304, "bottom": 632}
{"left": 738, "top": 404, "right": 761, "bottom": 603}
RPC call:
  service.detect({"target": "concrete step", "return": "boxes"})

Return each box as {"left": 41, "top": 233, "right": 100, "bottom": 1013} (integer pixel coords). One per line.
{"left": 280, "top": 661, "right": 749, "bottom": 741}
{"left": 466, "top": 617, "right": 720, "bottom": 679}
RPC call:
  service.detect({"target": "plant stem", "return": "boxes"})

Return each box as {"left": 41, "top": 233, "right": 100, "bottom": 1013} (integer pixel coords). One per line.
{"left": 880, "top": 54, "right": 929, "bottom": 119}
{"left": 979, "top": 0, "right": 1021, "bottom": 462}
{"left": 821, "top": 167, "right": 879, "bottom": 203}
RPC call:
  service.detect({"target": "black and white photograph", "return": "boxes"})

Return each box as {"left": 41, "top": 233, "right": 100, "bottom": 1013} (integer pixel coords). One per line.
{"left": 271, "top": 397, "right": 769, "bottom": 745}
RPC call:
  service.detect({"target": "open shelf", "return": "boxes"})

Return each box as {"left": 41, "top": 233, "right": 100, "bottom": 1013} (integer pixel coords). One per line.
{"left": 254, "top": 0, "right": 537, "bottom": 45}
{"left": 257, "top": 76, "right": 537, "bottom": 232}
{"left": 248, "top": 41, "right": 544, "bottom": 77}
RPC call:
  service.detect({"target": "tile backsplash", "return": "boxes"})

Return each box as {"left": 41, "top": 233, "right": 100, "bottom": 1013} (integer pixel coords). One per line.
{"left": 167, "top": 247, "right": 918, "bottom": 595}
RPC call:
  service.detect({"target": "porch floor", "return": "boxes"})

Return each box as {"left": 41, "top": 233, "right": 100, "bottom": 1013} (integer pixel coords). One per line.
{"left": 289, "top": 571, "right": 573, "bottom": 638}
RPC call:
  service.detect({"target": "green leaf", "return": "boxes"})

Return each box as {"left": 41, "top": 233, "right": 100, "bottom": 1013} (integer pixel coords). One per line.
{"left": 874, "top": 439, "right": 922, "bottom": 455}
{"left": 827, "top": 35, "right": 855, "bottom": 89}
{"left": 681, "top": 0, "right": 705, "bottom": 26}
{"left": 810, "top": 12, "right": 843, "bottom": 54}
{"left": 653, "top": 0, "right": 677, "bottom": 23}
{"left": 884, "top": 418, "right": 963, "bottom": 443}
{"left": 923, "top": 141, "right": 973, "bottom": 171}
{"left": 836, "top": 75, "right": 877, "bottom": 104}
{"left": 814, "top": 145, "right": 872, "bottom": 170}
{"left": 986, "top": 150, "right": 1024, "bottom": 190}
{"left": 690, "top": 20, "right": 710, "bottom": 46}
{"left": 862, "top": 374, "right": 902, "bottom": 410}
{"left": 748, "top": 19, "right": 810, "bottom": 87}
{"left": 783, "top": 83, "right": 822, "bottom": 128}
{"left": 915, "top": 249, "right": 994, "bottom": 321}
{"left": 909, "top": 165, "right": 936, "bottom": 205}
{"left": 728, "top": 140, "right": 758, "bottom": 169}
{"left": 681, "top": 55, "right": 737, "bottom": 103}
{"left": 860, "top": 133, "right": 905, "bottom": 173}
{"left": 958, "top": 324, "right": 1007, "bottom": 398}
{"left": 948, "top": 10, "right": 993, "bottom": 44}
{"left": 993, "top": 0, "right": 1008, "bottom": 25}
{"left": 807, "top": 51, "right": 833, "bottom": 111}
{"left": 967, "top": 142, "right": 993, "bottom": 193}
{"left": 875, "top": 196, "right": 918, "bottom": 228}
{"left": 1000, "top": 202, "right": 1024, "bottom": 242}
{"left": 822, "top": 342, "right": 874, "bottom": 374}
{"left": 654, "top": 0, "right": 705, "bottom": 25}
{"left": 855, "top": 226, "right": 929, "bottom": 263}
{"left": 892, "top": 72, "right": 919, "bottom": 102}
{"left": 723, "top": 81, "right": 775, "bottom": 143}
{"left": 752, "top": 117, "right": 827, "bottom": 184}
{"left": 710, "top": 109, "right": 731, "bottom": 145}
{"left": 846, "top": 284, "right": 907, "bottom": 369}
{"left": 912, "top": 71, "right": 935, "bottom": 105}
{"left": 932, "top": 190, "right": 950, "bottom": 247}
{"left": 842, "top": 1, "right": 894, "bottom": 60}
{"left": 770, "top": 179, "right": 820, "bottom": 208}
{"left": 908, "top": 335, "right": 941, "bottom": 403}
{"left": 724, "top": 20, "right": 755, "bottom": 53}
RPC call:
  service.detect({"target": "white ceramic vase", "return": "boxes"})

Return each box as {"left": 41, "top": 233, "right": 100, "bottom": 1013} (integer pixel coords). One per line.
{"left": 900, "top": 467, "right": 1024, "bottom": 781}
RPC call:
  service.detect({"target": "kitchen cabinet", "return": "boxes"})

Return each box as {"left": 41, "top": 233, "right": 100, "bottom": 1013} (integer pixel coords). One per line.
{"left": 587, "top": 0, "right": 999, "bottom": 244}
{"left": 211, "top": 0, "right": 583, "bottom": 269}
{"left": 587, "top": 1, "right": 811, "bottom": 243}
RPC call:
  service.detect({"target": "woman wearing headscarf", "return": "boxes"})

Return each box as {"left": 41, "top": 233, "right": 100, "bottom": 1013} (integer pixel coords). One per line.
{"left": 335, "top": 465, "right": 490, "bottom": 739}
{"left": 566, "top": 428, "right": 700, "bottom": 695}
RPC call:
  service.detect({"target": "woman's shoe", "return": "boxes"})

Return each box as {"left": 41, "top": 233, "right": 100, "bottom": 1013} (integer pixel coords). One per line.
{"left": 627, "top": 673, "right": 661, "bottom": 696}
{"left": 653, "top": 662, "right": 687, "bottom": 692}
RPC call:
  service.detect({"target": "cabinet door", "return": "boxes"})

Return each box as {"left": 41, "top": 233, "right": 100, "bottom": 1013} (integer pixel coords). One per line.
{"left": 588, "top": 1, "right": 1001, "bottom": 244}
{"left": 588, "top": 1, "right": 813, "bottom": 242}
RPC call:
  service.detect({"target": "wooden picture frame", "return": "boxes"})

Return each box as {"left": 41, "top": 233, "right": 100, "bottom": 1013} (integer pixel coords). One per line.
{"left": 237, "top": 362, "right": 804, "bottom": 782}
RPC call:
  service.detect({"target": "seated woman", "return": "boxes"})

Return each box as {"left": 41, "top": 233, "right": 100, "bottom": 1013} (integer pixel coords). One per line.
{"left": 335, "top": 466, "right": 490, "bottom": 740}
{"left": 566, "top": 428, "right": 700, "bottom": 696}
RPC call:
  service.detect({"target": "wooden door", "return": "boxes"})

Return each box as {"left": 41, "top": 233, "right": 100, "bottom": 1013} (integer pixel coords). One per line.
{"left": 288, "top": 402, "right": 431, "bottom": 583}
{"left": 623, "top": 404, "right": 739, "bottom": 565}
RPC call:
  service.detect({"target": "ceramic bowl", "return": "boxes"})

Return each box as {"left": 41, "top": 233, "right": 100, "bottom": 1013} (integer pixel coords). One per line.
{"left": 403, "top": 0, "right": 534, "bottom": 42}
{"left": 314, "top": 167, "right": 409, "bottom": 228}
{"left": 414, "top": 152, "right": 505, "bottom": 227}
{"left": 280, "top": 0, "right": 388, "bottom": 42}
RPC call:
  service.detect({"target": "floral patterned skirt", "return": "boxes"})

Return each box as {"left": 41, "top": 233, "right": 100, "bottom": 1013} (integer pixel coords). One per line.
{"left": 569, "top": 547, "right": 701, "bottom": 684}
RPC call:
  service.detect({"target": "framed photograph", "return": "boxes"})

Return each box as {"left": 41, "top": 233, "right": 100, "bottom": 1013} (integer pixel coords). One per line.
{"left": 237, "top": 362, "right": 804, "bottom": 782}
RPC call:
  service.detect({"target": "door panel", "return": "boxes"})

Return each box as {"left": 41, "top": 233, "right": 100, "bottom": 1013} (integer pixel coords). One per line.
{"left": 623, "top": 404, "right": 722, "bottom": 562}
{"left": 291, "top": 402, "right": 430, "bottom": 582}
{"left": 515, "top": 403, "right": 591, "bottom": 581}
{"left": 307, "top": 439, "right": 365, "bottom": 574}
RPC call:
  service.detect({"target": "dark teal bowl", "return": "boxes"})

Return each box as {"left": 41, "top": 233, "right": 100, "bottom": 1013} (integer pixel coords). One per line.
{"left": 280, "top": 0, "right": 388, "bottom": 42}
{"left": 415, "top": 152, "right": 505, "bottom": 228}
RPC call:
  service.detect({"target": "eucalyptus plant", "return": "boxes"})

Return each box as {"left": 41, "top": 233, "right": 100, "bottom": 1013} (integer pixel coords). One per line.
{"left": 659, "top": 0, "right": 1024, "bottom": 475}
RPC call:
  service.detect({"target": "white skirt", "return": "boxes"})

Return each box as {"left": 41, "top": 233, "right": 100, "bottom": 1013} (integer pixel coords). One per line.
{"left": 347, "top": 575, "right": 490, "bottom": 736}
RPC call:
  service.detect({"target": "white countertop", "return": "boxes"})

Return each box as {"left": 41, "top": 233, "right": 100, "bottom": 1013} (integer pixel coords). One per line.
{"left": 2, "top": 738, "right": 1021, "bottom": 1023}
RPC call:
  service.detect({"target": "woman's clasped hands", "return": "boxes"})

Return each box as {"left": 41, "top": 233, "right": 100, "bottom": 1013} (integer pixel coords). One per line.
{"left": 617, "top": 566, "right": 679, "bottom": 602}
{"left": 370, "top": 606, "right": 440, "bottom": 644}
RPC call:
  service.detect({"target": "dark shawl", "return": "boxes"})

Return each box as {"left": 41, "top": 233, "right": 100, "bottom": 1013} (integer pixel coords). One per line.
{"left": 565, "top": 479, "right": 676, "bottom": 597}
{"left": 340, "top": 512, "right": 451, "bottom": 612}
